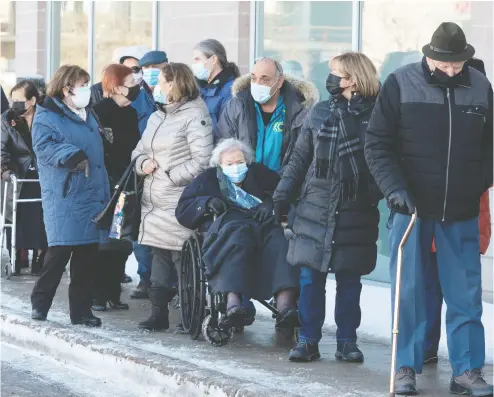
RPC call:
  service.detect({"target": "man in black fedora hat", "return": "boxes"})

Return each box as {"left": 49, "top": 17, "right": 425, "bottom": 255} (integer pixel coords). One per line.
{"left": 365, "top": 22, "right": 493, "bottom": 396}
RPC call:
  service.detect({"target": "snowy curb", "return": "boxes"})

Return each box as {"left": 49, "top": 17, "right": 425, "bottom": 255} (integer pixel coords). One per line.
{"left": 0, "top": 310, "right": 299, "bottom": 397}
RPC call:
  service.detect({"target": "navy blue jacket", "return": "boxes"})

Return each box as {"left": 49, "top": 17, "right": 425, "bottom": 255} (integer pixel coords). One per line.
{"left": 32, "top": 97, "right": 110, "bottom": 246}
{"left": 199, "top": 68, "right": 235, "bottom": 130}
{"left": 175, "top": 163, "right": 279, "bottom": 231}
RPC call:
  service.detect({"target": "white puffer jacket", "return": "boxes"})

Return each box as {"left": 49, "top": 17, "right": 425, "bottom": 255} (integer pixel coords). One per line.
{"left": 132, "top": 97, "right": 213, "bottom": 250}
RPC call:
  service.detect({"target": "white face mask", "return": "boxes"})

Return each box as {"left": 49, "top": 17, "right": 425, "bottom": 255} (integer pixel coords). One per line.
{"left": 191, "top": 61, "right": 210, "bottom": 81}
{"left": 133, "top": 71, "right": 143, "bottom": 85}
{"left": 250, "top": 80, "right": 278, "bottom": 104}
{"left": 70, "top": 86, "right": 91, "bottom": 109}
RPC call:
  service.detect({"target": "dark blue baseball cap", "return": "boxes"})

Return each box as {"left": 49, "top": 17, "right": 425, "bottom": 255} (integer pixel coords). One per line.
{"left": 139, "top": 51, "right": 168, "bottom": 67}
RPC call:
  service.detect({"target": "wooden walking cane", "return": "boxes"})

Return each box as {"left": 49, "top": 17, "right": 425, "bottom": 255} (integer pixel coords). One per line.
{"left": 389, "top": 210, "right": 417, "bottom": 396}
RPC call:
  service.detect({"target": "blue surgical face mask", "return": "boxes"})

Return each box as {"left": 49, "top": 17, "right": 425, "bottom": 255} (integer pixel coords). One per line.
{"left": 191, "top": 58, "right": 211, "bottom": 81}
{"left": 143, "top": 68, "right": 160, "bottom": 87}
{"left": 222, "top": 163, "right": 248, "bottom": 183}
{"left": 250, "top": 80, "right": 278, "bottom": 104}
{"left": 153, "top": 85, "right": 166, "bottom": 104}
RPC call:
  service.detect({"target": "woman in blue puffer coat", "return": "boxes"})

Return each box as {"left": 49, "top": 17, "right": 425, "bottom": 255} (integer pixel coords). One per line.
{"left": 191, "top": 39, "right": 240, "bottom": 129}
{"left": 30, "top": 65, "right": 110, "bottom": 327}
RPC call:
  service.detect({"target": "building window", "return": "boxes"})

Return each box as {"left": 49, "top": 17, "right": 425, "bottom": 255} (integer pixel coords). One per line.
{"left": 0, "top": 0, "right": 16, "bottom": 94}
{"left": 361, "top": 1, "right": 493, "bottom": 82}
{"left": 256, "top": 1, "right": 354, "bottom": 101}
{"left": 59, "top": 1, "right": 89, "bottom": 69}
{"left": 93, "top": 1, "right": 153, "bottom": 82}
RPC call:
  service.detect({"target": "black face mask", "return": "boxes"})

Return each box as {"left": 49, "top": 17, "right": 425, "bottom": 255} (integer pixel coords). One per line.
{"left": 326, "top": 74, "right": 343, "bottom": 96}
{"left": 431, "top": 66, "right": 463, "bottom": 87}
{"left": 11, "top": 101, "right": 27, "bottom": 117}
{"left": 124, "top": 84, "right": 141, "bottom": 102}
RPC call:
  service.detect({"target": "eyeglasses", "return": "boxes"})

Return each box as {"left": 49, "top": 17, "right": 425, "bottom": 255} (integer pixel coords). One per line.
{"left": 131, "top": 66, "right": 142, "bottom": 74}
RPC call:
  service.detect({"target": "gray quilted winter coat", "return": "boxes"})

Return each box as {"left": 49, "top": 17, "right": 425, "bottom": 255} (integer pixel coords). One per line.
{"left": 132, "top": 97, "right": 213, "bottom": 251}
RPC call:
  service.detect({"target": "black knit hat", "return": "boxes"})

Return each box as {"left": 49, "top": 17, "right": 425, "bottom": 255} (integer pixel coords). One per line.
{"left": 422, "top": 22, "right": 475, "bottom": 62}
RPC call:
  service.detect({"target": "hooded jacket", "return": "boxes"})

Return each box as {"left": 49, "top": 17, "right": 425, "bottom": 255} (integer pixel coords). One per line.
{"left": 214, "top": 75, "right": 319, "bottom": 173}
{"left": 32, "top": 97, "right": 110, "bottom": 246}
{"left": 132, "top": 97, "right": 213, "bottom": 251}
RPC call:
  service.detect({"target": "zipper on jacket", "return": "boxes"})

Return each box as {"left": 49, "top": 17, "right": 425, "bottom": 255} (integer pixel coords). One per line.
{"left": 442, "top": 88, "right": 452, "bottom": 221}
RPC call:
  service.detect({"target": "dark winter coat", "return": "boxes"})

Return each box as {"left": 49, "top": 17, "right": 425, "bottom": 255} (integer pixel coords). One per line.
{"left": 365, "top": 58, "right": 493, "bottom": 221}
{"left": 1, "top": 110, "right": 38, "bottom": 221}
{"left": 199, "top": 67, "right": 235, "bottom": 130}
{"left": 32, "top": 97, "right": 110, "bottom": 246}
{"left": 214, "top": 76, "right": 319, "bottom": 173}
{"left": 92, "top": 98, "right": 140, "bottom": 186}
{"left": 273, "top": 99, "right": 381, "bottom": 275}
{"left": 1, "top": 86, "right": 8, "bottom": 114}
{"left": 175, "top": 163, "right": 280, "bottom": 231}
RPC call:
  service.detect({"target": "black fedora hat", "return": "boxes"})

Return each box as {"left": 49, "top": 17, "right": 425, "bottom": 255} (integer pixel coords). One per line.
{"left": 422, "top": 22, "right": 475, "bottom": 62}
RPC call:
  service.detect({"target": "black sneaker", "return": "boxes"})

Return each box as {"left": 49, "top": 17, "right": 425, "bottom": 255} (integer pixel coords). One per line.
{"left": 450, "top": 369, "right": 493, "bottom": 396}
{"left": 394, "top": 366, "right": 417, "bottom": 395}
{"left": 335, "top": 340, "right": 364, "bottom": 363}
{"left": 423, "top": 350, "right": 438, "bottom": 365}
{"left": 275, "top": 308, "right": 300, "bottom": 330}
{"left": 289, "top": 340, "right": 321, "bottom": 362}
{"left": 31, "top": 309, "right": 47, "bottom": 321}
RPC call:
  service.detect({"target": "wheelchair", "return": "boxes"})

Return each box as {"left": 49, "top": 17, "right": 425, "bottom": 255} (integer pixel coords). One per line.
{"left": 179, "top": 230, "right": 299, "bottom": 347}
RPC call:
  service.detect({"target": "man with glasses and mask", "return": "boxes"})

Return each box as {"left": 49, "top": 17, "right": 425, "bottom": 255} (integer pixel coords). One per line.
{"left": 365, "top": 22, "right": 493, "bottom": 396}
{"left": 215, "top": 57, "right": 318, "bottom": 174}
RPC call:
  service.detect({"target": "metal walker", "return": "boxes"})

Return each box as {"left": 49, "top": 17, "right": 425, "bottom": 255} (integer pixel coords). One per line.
{"left": 389, "top": 210, "right": 417, "bottom": 396}
{"left": 0, "top": 175, "right": 42, "bottom": 279}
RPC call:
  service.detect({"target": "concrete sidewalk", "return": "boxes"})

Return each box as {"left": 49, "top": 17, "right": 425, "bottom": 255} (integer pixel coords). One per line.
{"left": 1, "top": 273, "right": 493, "bottom": 397}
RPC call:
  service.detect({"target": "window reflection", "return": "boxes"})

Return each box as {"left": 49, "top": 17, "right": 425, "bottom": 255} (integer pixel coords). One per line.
{"left": 258, "top": 1, "right": 353, "bottom": 100}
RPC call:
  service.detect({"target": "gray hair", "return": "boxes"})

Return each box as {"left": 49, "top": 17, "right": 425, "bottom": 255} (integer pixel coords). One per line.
{"left": 195, "top": 39, "right": 240, "bottom": 78}
{"left": 210, "top": 138, "right": 254, "bottom": 167}
{"left": 255, "top": 57, "right": 284, "bottom": 79}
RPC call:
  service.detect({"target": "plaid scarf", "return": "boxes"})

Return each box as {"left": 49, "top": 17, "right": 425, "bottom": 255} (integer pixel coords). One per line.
{"left": 315, "top": 93, "right": 375, "bottom": 201}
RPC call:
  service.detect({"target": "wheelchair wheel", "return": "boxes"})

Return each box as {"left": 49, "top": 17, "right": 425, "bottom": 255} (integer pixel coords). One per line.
{"left": 179, "top": 234, "right": 205, "bottom": 340}
{"left": 202, "top": 314, "right": 233, "bottom": 347}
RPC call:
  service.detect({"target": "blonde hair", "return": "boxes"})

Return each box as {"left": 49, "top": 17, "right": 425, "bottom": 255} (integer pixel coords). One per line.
{"left": 161, "top": 62, "right": 199, "bottom": 103}
{"left": 332, "top": 52, "right": 380, "bottom": 97}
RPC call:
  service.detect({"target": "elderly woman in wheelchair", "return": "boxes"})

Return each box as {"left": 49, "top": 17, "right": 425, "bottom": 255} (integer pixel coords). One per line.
{"left": 175, "top": 138, "right": 299, "bottom": 333}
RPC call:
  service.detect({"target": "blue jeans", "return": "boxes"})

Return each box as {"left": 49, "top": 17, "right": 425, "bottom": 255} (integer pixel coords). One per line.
{"left": 424, "top": 252, "right": 442, "bottom": 354}
{"left": 298, "top": 266, "right": 362, "bottom": 343}
{"left": 133, "top": 242, "right": 152, "bottom": 285}
{"left": 389, "top": 213, "right": 484, "bottom": 376}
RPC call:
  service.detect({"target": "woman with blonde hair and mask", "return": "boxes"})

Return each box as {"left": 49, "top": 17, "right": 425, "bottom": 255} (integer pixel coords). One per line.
{"left": 273, "top": 52, "right": 382, "bottom": 363}
{"left": 133, "top": 62, "right": 213, "bottom": 331}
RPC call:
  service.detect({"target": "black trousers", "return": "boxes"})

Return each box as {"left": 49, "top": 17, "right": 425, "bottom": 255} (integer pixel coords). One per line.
{"left": 31, "top": 244, "right": 98, "bottom": 320}
{"left": 93, "top": 251, "right": 128, "bottom": 302}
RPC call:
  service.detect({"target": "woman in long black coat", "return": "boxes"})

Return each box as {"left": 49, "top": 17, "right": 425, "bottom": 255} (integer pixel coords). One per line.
{"left": 273, "top": 53, "right": 382, "bottom": 363}
{"left": 91, "top": 64, "right": 141, "bottom": 311}
{"left": 176, "top": 138, "right": 299, "bottom": 330}
{"left": 1, "top": 80, "right": 47, "bottom": 275}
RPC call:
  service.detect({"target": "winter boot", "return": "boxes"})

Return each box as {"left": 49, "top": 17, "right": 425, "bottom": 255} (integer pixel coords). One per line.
{"left": 289, "top": 340, "right": 321, "bottom": 362}
{"left": 130, "top": 281, "right": 149, "bottom": 299}
{"left": 138, "top": 287, "right": 172, "bottom": 331}
{"left": 450, "top": 369, "right": 493, "bottom": 396}
{"left": 394, "top": 367, "right": 417, "bottom": 395}
{"left": 335, "top": 340, "right": 364, "bottom": 362}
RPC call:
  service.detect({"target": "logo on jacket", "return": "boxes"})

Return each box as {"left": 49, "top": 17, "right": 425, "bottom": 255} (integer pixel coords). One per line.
{"left": 273, "top": 121, "right": 284, "bottom": 133}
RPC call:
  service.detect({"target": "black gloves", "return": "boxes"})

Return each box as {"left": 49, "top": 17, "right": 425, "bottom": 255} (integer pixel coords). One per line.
{"left": 273, "top": 200, "right": 290, "bottom": 225}
{"left": 253, "top": 200, "right": 274, "bottom": 222}
{"left": 387, "top": 189, "right": 415, "bottom": 215}
{"left": 207, "top": 197, "right": 228, "bottom": 216}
